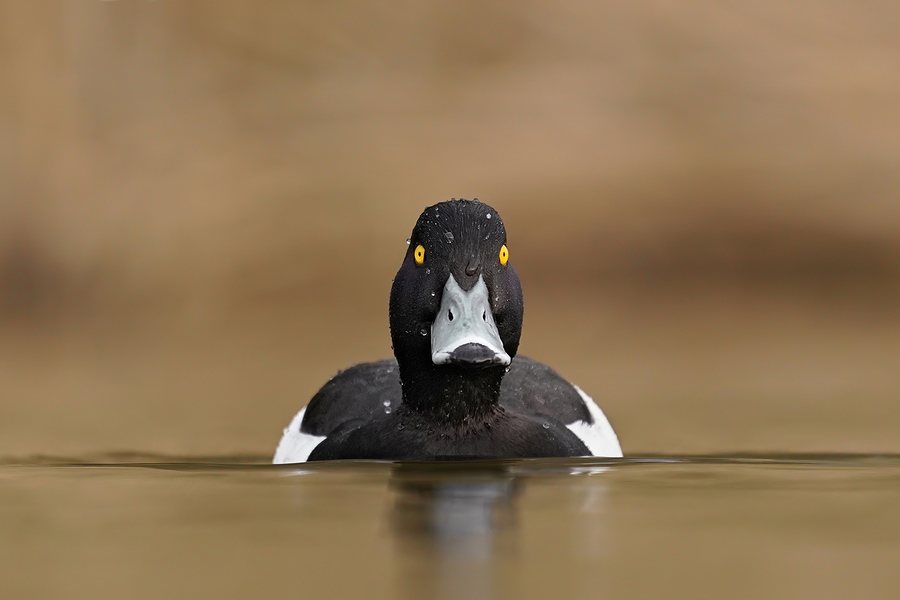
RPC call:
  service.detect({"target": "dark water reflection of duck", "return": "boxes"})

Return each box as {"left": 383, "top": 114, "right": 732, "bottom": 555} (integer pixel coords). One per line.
{"left": 389, "top": 462, "right": 521, "bottom": 600}
{"left": 387, "top": 461, "right": 612, "bottom": 600}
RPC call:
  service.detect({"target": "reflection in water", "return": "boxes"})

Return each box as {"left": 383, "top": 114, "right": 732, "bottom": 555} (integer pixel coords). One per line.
{"left": 387, "top": 461, "right": 611, "bottom": 600}
{"left": 391, "top": 463, "right": 520, "bottom": 550}
{"left": 390, "top": 463, "right": 519, "bottom": 600}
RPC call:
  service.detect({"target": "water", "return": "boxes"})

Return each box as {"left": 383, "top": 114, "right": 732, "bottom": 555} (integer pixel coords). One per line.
{"left": 3, "top": 455, "right": 900, "bottom": 600}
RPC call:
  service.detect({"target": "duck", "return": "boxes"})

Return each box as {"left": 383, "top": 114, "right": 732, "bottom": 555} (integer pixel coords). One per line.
{"left": 273, "top": 199, "right": 622, "bottom": 462}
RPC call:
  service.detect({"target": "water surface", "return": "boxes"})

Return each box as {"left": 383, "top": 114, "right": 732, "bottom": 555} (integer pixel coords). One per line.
{"left": 3, "top": 454, "right": 899, "bottom": 599}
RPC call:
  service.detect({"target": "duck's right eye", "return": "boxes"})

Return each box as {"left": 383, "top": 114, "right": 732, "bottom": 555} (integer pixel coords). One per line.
{"left": 414, "top": 244, "right": 426, "bottom": 265}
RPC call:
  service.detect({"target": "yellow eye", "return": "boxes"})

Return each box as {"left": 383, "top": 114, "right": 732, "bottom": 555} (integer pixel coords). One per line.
{"left": 499, "top": 244, "right": 509, "bottom": 266}
{"left": 414, "top": 244, "right": 426, "bottom": 265}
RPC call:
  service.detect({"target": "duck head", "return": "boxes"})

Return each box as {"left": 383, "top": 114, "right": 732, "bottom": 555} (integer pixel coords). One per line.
{"left": 389, "top": 200, "right": 524, "bottom": 419}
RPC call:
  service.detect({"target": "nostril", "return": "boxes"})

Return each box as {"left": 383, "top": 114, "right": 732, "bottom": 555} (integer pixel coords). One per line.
{"left": 482, "top": 311, "right": 486, "bottom": 321}
{"left": 448, "top": 309, "right": 454, "bottom": 322}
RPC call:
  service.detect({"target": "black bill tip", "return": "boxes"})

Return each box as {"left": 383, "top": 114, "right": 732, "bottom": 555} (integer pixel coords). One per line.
{"left": 445, "top": 343, "right": 507, "bottom": 368}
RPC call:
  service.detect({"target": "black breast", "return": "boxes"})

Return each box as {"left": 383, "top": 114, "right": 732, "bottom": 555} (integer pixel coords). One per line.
{"left": 299, "top": 356, "right": 593, "bottom": 439}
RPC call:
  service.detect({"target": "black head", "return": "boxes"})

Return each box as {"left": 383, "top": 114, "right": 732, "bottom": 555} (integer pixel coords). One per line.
{"left": 389, "top": 200, "right": 524, "bottom": 410}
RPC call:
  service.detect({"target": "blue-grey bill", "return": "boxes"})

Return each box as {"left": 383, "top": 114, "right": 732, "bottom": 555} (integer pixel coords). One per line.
{"left": 431, "top": 274, "right": 511, "bottom": 366}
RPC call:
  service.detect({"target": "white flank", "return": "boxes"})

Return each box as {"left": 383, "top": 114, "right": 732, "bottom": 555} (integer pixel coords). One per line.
{"left": 272, "top": 407, "right": 327, "bottom": 464}
{"left": 565, "top": 386, "right": 623, "bottom": 458}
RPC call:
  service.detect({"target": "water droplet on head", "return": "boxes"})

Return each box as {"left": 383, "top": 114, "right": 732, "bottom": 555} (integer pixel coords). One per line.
{"left": 384, "top": 407, "right": 392, "bottom": 414}
{"left": 444, "top": 231, "right": 454, "bottom": 243}
{"left": 542, "top": 422, "right": 550, "bottom": 429}
{"left": 486, "top": 213, "right": 492, "bottom": 219}
{"left": 425, "top": 268, "right": 431, "bottom": 275}
{"left": 406, "top": 237, "right": 410, "bottom": 245}
{"left": 430, "top": 291, "right": 435, "bottom": 297}
{"left": 383, "top": 400, "right": 391, "bottom": 407}
{"left": 419, "top": 327, "right": 428, "bottom": 336}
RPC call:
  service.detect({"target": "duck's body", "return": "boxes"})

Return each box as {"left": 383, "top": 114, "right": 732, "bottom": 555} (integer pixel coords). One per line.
{"left": 273, "top": 200, "right": 622, "bottom": 463}
{"left": 274, "top": 356, "right": 621, "bottom": 462}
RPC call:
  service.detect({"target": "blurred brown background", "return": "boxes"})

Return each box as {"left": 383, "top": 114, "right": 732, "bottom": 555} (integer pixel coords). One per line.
{"left": 1, "top": 1, "right": 898, "bottom": 458}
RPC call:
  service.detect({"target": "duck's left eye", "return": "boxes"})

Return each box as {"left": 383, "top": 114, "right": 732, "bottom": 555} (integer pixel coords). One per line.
{"left": 499, "top": 244, "right": 509, "bottom": 266}
{"left": 414, "top": 244, "right": 426, "bottom": 265}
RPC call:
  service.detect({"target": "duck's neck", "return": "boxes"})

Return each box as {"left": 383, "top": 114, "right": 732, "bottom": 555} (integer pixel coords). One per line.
{"left": 398, "top": 363, "right": 504, "bottom": 426}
